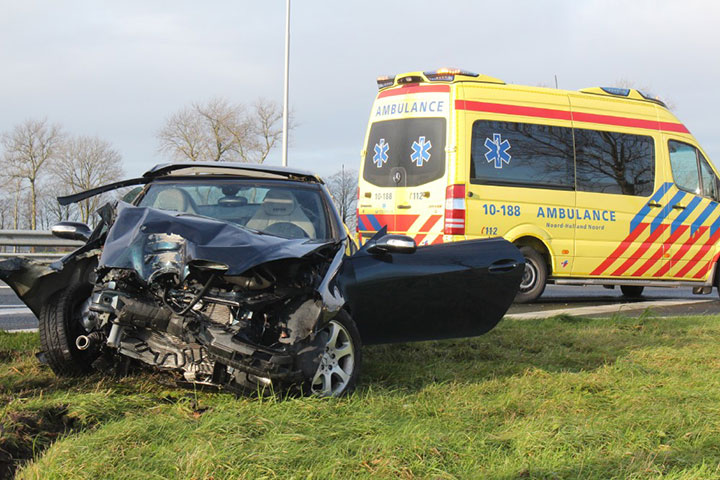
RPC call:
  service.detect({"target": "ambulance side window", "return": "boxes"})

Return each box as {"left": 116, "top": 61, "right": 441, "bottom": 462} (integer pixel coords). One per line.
{"left": 699, "top": 153, "right": 720, "bottom": 200}
{"left": 470, "top": 120, "right": 574, "bottom": 189}
{"left": 574, "top": 129, "right": 654, "bottom": 196}
{"left": 669, "top": 141, "right": 701, "bottom": 195}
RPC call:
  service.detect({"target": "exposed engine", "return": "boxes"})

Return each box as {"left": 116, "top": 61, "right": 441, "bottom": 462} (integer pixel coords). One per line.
{"left": 78, "top": 231, "right": 340, "bottom": 393}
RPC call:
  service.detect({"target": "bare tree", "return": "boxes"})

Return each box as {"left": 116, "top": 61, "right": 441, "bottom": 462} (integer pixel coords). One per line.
{"left": 158, "top": 97, "right": 287, "bottom": 164}
{"left": 0, "top": 183, "right": 17, "bottom": 229}
{"left": 198, "top": 98, "right": 253, "bottom": 162}
{"left": 38, "top": 179, "right": 77, "bottom": 229}
{"left": 0, "top": 177, "right": 26, "bottom": 229}
{"left": 157, "top": 106, "right": 205, "bottom": 162}
{"left": 251, "top": 98, "right": 284, "bottom": 163}
{"left": 1, "top": 118, "right": 64, "bottom": 230}
{"left": 327, "top": 165, "right": 358, "bottom": 231}
{"left": 52, "top": 136, "right": 125, "bottom": 224}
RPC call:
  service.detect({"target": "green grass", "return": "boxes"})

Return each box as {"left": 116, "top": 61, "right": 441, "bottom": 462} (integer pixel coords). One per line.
{"left": 1, "top": 314, "right": 720, "bottom": 479}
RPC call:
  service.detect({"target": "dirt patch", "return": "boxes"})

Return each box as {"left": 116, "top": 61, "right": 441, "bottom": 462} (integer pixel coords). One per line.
{"left": 0, "top": 405, "right": 77, "bottom": 479}
{"left": 0, "top": 351, "right": 17, "bottom": 363}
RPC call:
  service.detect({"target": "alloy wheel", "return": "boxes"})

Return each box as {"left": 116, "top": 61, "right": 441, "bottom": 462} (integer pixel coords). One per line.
{"left": 311, "top": 319, "right": 355, "bottom": 396}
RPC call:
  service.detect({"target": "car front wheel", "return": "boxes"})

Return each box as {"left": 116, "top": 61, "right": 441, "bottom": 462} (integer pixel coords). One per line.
{"left": 39, "top": 282, "right": 97, "bottom": 376}
{"left": 311, "top": 311, "right": 362, "bottom": 397}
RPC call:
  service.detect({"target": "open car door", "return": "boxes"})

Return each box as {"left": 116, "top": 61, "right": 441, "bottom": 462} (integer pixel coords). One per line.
{"left": 340, "top": 229, "right": 524, "bottom": 344}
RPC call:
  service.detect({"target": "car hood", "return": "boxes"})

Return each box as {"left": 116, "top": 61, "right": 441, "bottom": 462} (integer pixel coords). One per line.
{"left": 100, "top": 202, "right": 335, "bottom": 280}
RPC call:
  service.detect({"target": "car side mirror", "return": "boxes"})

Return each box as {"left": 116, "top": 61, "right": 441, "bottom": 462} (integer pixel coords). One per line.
{"left": 366, "top": 234, "right": 417, "bottom": 255}
{"left": 51, "top": 221, "right": 92, "bottom": 242}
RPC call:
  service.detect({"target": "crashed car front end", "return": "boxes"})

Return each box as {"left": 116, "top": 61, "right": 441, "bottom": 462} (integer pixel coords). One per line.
{"left": 82, "top": 202, "right": 346, "bottom": 392}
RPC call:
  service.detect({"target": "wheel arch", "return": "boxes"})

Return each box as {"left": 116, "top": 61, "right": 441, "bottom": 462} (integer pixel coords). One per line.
{"left": 510, "top": 234, "right": 553, "bottom": 275}
{"left": 711, "top": 254, "right": 720, "bottom": 287}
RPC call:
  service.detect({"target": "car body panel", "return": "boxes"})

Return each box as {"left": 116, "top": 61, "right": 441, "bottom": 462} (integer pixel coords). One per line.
{"left": 341, "top": 235, "right": 523, "bottom": 344}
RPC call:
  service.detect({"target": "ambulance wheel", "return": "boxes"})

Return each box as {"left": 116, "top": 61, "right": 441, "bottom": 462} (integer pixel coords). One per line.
{"left": 620, "top": 285, "right": 644, "bottom": 298}
{"left": 515, "top": 246, "right": 547, "bottom": 304}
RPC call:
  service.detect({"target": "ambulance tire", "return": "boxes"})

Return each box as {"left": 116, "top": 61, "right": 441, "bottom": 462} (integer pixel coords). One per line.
{"left": 620, "top": 285, "right": 644, "bottom": 298}
{"left": 515, "top": 246, "right": 547, "bottom": 304}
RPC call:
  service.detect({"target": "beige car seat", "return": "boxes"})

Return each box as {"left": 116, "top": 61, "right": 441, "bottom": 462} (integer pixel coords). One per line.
{"left": 153, "top": 188, "right": 197, "bottom": 214}
{"left": 246, "top": 189, "right": 316, "bottom": 238}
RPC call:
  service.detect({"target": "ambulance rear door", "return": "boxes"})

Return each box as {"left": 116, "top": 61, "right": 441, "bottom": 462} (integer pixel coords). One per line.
{"left": 358, "top": 85, "right": 451, "bottom": 245}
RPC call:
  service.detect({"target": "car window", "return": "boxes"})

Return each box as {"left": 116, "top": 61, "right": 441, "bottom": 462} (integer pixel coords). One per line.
{"left": 699, "top": 153, "right": 719, "bottom": 200}
{"left": 669, "top": 141, "right": 700, "bottom": 194}
{"left": 137, "top": 180, "right": 332, "bottom": 240}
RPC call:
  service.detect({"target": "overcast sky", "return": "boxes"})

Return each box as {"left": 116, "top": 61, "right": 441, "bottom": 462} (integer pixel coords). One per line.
{"left": 1, "top": 0, "right": 718, "bottom": 179}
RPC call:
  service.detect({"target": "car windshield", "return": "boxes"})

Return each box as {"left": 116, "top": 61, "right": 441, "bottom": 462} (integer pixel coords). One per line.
{"left": 137, "top": 179, "right": 332, "bottom": 240}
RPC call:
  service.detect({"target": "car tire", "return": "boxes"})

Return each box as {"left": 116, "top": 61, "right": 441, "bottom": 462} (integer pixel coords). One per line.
{"left": 310, "top": 311, "right": 362, "bottom": 397}
{"left": 514, "top": 246, "right": 547, "bottom": 304}
{"left": 39, "top": 282, "right": 97, "bottom": 376}
{"left": 620, "top": 285, "right": 644, "bottom": 298}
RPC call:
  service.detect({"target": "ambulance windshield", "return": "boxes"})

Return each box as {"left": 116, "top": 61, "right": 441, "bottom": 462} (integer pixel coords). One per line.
{"left": 363, "top": 118, "right": 446, "bottom": 187}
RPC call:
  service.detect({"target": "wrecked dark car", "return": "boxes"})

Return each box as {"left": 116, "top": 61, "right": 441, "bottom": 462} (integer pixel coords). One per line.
{"left": 0, "top": 163, "right": 524, "bottom": 396}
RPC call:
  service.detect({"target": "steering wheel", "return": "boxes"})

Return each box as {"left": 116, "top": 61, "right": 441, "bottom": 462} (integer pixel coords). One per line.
{"left": 263, "top": 222, "right": 309, "bottom": 239}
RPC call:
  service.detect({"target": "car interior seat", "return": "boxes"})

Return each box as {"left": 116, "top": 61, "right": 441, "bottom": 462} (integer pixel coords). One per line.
{"left": 152, "top": 188, "right": 197, "bottom": 214}
{"left": 246, "top": 189, "right": 316, "bottom": 238}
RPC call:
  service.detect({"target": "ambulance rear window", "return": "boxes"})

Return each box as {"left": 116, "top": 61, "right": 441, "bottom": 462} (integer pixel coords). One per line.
{"left": 363, "top": 118, "right": 446, "bottom": 188}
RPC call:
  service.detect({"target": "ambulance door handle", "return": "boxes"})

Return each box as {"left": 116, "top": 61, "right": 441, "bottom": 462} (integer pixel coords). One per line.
{"left": 398, "top": 204, "right": 411, "bottom": 209}
{"left": 672, "top": 204, "right": 687, "bottom": 210}
{"left": 647, "top": 201, "right": 662, "bottom": 208}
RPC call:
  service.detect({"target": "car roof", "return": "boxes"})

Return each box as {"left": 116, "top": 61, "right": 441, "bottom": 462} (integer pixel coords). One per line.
{"left": 144, "top": 162, "right": 325, "bottom": 184}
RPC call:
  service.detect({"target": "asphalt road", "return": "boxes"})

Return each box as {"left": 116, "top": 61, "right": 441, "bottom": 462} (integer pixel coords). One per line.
{"left": 0, "top": 283, "right": 38, "bottom": 332}
{"left": 2, "top": 281, "right": 720, "bottom": 332}
{"left": 506, "top": 284, "right": 720, "bottom": 319}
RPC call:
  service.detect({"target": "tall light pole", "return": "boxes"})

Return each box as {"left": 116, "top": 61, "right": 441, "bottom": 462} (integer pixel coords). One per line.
{"left": 281, "top": 0, "right": 290, "bottom": 167}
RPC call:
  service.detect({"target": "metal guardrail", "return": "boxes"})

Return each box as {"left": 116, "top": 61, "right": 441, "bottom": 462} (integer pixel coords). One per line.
{"left": 0, "top": 230, "right": 84, "bottom": 259}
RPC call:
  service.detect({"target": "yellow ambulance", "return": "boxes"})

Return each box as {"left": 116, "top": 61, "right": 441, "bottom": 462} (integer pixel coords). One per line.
{"left": 357, "top": 68, "right": 720, "bottom": 302}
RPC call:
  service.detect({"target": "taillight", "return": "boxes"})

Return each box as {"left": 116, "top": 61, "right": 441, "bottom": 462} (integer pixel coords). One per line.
{"left": 444, "top": 184, "right": 466, "bottom": 235}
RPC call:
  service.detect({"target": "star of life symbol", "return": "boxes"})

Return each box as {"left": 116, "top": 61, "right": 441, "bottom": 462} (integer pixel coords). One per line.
{"left": 484, "top": 133, "right": 511, "bottom": 169}
{"left": 410, "top": 136, "right": 432, "bottom": 167}
{"left": 373, "top": 138, "right": 389, "bottom": 168}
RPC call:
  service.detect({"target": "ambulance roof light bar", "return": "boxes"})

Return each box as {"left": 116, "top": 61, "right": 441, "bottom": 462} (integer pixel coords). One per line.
{"left": 424, "top": 68, "right": 480, "bottom": 82}
{"left": 376, "top": 69, "right": 506, "bottom": 90}
{"left": 580, "top": 86, "right": 668, "bottom": 108}
{"left": 376, "top": 75, "right": 395, "bottom": 89}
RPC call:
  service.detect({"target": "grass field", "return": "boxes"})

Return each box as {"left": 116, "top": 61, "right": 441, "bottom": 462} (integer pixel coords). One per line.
{"left": 1, "top": 313, "right": 720, "bottom": 479}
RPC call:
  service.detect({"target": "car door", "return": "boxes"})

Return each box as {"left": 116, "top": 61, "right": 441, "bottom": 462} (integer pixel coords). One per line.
{"left": 339, "top": 229, "right": 524, "bottom": 344}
